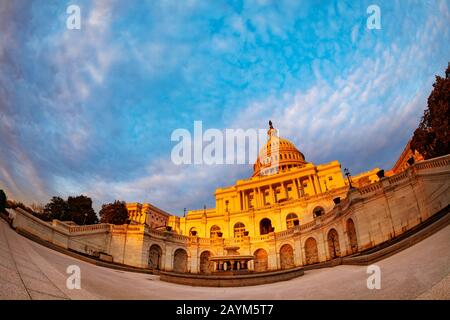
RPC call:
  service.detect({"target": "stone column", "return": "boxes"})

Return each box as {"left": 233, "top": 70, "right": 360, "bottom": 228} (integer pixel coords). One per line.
{"left": 294, "top": 179, "right": 300, "bottom": 199}
{"left": 269, "top": 185, "right": 274, "bottom": 205}
{"left": 310, "top": 175, "right": 317, "bottom": 195}
{"left": 314, "top": 174, "right": 322, "bottom": 194}
{"left": 282, "top": 182, "right": 288, "bottom": 200}
{"left": 293, "top": 236, "right": 303, "bottom": 266}
{"left": 164, "top": 247, "right": 174, "bottom": 271}
{"left": 245, "top": 191, "right": 249, "bottom": 210}
{"left": 239, "top": 191, "right": 243, "bottom": 211}
{"left": 316, "top": 232, "right": 327, "bottom": 262}
{"left": 260, "top": 187, "right": 265, "bottom": 206}
{"left": 299, "top": 178, "right": 305, "bottom": 196}
{"left": 268, "top": 242, "right": 278, "bottom": 270}
{"left": 256, "top": 188, "right": 261, "bottom": 207}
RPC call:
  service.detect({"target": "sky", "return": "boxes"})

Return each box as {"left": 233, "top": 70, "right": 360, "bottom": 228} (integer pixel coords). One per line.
{"left": 0, "top": 0, "right": 449, "bottom": 215}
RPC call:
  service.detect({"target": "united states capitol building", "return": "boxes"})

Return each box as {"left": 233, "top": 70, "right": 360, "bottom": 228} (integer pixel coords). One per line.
{"left": 10, "top": 123, "right": 450, "bottom": 282}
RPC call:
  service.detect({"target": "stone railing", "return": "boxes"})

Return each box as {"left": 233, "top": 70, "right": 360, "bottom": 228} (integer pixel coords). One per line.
{"left": 299, "top": 220, "right": 316, "bottom": 231}
{"left": 274, "top": 227, "right": 295, "bottom": 240}
{"left": 224, "top": 238, "right": 245, "bottom": 246}
{"left": 387, "top": 171, "right": 409, "bottom": 185}
{"left": 147, "top": 228, "right": 166, "bottom": 237}
{"left": 198, "top": 237, "right": 211, "bottom": 244}
{"left": 414, "top": 155, "right": 450, "bottom": 170}
{"left": 171, "top": 233, "right": 189, "bottom": 242}
{"left": 146, "top": 227, "right": 189, "bottom": 243}
{"left": 68, "top": 223, "right": 111, "bottom": 233}
{"left": 358, "top": 182, "right": 383, "bottom": 195}
{"left": 252, "top": 234, "right": 270, "bottom": 242}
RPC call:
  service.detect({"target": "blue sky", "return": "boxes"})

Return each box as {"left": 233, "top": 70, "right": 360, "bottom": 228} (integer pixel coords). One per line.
{"left": 1, "top": 0, "right": 449, "bottom": 215}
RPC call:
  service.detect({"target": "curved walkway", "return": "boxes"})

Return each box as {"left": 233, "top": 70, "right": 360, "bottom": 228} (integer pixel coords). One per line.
{"left": 0, "top": 218, "right": 449, "bottom": 299}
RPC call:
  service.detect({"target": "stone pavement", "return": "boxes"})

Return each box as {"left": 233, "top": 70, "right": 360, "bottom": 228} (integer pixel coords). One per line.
{"left": 0, "top": 218, "right": 449, "bottom": 300}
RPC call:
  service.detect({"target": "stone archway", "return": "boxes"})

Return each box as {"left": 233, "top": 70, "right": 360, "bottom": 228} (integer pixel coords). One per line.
{"left": 327, "top": 229, "right": 341, "bottom": 259}
{"left": 254, "top": 248, "right": 268, "bottom": 272}
{"left": 304, "top": 237, "right": 319, "bottom": 265}
{"left": 148, "top": 244, "right": 162, "bottom": 270}
{"left": 199, "top": 251, "right": 213, "bottom": 274}
{"left": 173, "top": 248, "right": 188, "bottom": 273}
{"left": 280, "top": 244, "right": 295, "bottom": 269}
{"left": 346, "top": 219, "right": 358, "bottom": 254}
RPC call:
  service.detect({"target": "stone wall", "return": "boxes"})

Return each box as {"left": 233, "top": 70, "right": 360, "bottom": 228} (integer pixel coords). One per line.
{"left": 7, "top": 155, "right": 450, "bottom": 274}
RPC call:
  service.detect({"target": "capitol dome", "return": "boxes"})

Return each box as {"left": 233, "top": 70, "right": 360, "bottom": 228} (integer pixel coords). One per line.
{"left": 252, "top": 121, "right": 307, "bottom": 177}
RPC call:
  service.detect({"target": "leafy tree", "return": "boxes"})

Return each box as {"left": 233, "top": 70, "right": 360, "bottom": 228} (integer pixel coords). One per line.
{"left": 0, "top": 189, "right": 7, "bottom": 212}
{"left": 43, "top": 197, "right": 69, "bottom": 222}
{"left": 67, "top": 195, "right": 98, "bottom": 225}
{"left": 411, "top": 63, "right": 450, "bottom": 159}
{"left": 99, "top": 200, "right": 129, "bottom": 225}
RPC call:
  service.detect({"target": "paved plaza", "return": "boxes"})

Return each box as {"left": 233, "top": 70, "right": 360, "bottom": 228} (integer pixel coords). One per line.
{"left": 0, "top": 218, "right": 449, "bottom": 300}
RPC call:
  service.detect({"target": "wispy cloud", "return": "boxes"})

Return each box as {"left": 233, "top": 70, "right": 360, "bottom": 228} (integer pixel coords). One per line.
{"left": 0, "top": 0, "right": 449, "bottom": 214}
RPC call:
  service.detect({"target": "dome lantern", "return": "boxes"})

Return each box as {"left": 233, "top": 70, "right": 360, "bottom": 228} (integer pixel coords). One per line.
{"left": 252, "top": 121, "right": 307, "bottom": 177}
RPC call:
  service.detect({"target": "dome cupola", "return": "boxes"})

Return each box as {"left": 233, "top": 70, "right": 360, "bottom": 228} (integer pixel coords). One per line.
{"left": 252, "top": 121, "right": 307, "bottom": 177}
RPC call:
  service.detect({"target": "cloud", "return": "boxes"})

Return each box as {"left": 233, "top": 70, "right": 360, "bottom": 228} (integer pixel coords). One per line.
{"left": 0, "top": 0, "right": 449, "bottom": 216}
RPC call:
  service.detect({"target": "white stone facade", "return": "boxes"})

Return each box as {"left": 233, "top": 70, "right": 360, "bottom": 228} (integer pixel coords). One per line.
{"left": 9, "top": 155, "right": 450, "bottom": 274}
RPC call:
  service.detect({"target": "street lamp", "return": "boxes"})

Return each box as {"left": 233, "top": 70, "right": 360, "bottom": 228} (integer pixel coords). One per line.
{"left": 344, "top": 168, "right": 354, "bottom": 189}
{"left": 83, "top": 213, "right": 88, "bottom": 225}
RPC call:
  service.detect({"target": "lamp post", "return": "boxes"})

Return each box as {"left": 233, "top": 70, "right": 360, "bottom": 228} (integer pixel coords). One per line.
{"left": 83, "top": 213, "right": 88, "bottom": 225}
{"left": 344, "top": 168, "right": 354, "bottom": 189}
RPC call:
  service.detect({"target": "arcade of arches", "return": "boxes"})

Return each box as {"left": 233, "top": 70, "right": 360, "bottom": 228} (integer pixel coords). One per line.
{"left": 119, "top": 124, "right": 448, "bottom": 276}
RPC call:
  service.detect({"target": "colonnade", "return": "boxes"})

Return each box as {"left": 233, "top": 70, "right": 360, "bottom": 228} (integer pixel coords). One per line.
{"left": 238, "top": 174, "right": 323, "bottom": 211}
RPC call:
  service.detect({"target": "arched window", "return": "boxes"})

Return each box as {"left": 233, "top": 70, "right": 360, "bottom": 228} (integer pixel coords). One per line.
{"left": 210, "top": 225, "right": 221, "bottom": 238}
{"left": 286, "top": 213, "right": 299, "bottom": 229}
{"left": 313, "top": 206, "right": 325, "bottom": 218}
{"left": 234, "top": 222, "right": 246, "bottom": 239}
{"left": 189, "top": 227, "right": 197, "bottom": 236}
{"left": 259, "top": 218, "right": 273, "bottom": 235}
